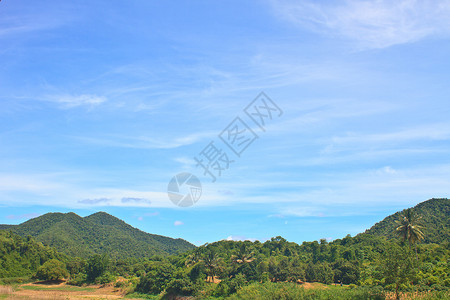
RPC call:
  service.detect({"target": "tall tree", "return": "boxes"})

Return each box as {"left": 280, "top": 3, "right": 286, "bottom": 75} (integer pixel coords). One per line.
{"left": 231, "top": 245, "right": 255, "bottom": 265}
{"left": 378, "top": 243, "right": 416, "bottom": 300}
{"left": 202, "top": 249, "right": 222, "bottom": 282}
{"left": 394, "top": 208, "right": 425, "bottom": 260}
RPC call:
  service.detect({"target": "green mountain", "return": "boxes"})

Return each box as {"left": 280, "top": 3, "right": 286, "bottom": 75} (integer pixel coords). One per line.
{"left": 0, "top": 212, "right": 195, "bottom": 259}
{"left": 0, "top": 230, "right": 67, "bottom": 278}
{"left": 361, "top": 198, "right": 449, "bottom": 244}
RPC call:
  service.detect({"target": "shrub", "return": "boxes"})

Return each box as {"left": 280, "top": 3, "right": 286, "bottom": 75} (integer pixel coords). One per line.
{"left": 95, "top": 271, "right": 115, "bottom": 285}
{"left": 67, "top": 273, "right": 87, "bottom": 286}
{"left": 135, "top": 262, "right": 174, "bottom": 295}
{"left": 86, "top": 254, "right": 110, "bottom": 282}
{"left": 35, "top": 259, "right": 69, "bottom": 281}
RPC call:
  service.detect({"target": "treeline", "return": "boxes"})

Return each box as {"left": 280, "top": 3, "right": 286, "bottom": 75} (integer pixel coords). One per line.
{"left": 129, "top": 235, "right": 449, "bottom": 298}
{"left": 1, "top": 199, "right": 449, "bottom": 299}
{"left": 363, "top": 198, "right": 450, "bottom": 244}
{"left": 1, "top": 231, "right": 449, "bottom": 298}
{"left": 0, "top": 212, "right": 194, "bottom": 259}
{"left": 0, "top": 231, "right": 66, "bottom": 278}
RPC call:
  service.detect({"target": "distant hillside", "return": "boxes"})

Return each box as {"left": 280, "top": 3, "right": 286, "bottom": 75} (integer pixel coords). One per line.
{"left": 0, "top": 212, "right": 195, "bottom": 259}
{"left": 361, "top": 198, "right": 449, "bottom": 244}
{"left": 0, "top": 230, "right": 66, "bottom": 278}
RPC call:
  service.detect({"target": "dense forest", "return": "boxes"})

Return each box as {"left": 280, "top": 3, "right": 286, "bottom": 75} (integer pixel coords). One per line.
{"left": 1, "top": 198, "right": 449, "bottom": 299}
{"left": 363, "top": 198, "right": 450, "bottom": 244}
{"left": 0, "top": 211, "right": 194, "bottom": 258}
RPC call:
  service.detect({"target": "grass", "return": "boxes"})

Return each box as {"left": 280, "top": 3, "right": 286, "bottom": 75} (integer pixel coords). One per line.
{"left": 19, "top": 285, "right": 95, "bottom": 292}
{"left": 125, "top": 292, "right": 161, "bottom": 299}
{"left": 0, "top": 285, "right": 14, "bottom": 299}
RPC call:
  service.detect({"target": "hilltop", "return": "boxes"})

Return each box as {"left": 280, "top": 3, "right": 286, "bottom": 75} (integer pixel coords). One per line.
{"left": 0, "top": 212, "right": 195, "bottom": 259}
{"left": 361, "top": 198, "right": 449, "bottom": 243}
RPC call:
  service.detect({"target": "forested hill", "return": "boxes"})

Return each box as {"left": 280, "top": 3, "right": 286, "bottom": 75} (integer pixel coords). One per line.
{"left": 361, "top": 198, "right": 449, "bottom": 244}
{"left": 0, "top": 212, "right": 195, "bottom": 259}
{"left": 0, "top": 230, "right": 67, "bottom": 278}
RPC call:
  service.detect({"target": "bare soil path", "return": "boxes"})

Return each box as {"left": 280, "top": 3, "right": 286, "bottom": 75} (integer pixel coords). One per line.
{"left": 0, "top": 281, "right": 132, "bottom": 300}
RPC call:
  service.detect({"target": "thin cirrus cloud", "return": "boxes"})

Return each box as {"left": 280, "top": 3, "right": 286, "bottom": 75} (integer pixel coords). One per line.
{"left": 6, "top": 213, "right": 41, "bottom": 220}
{"left": 77, "top": 198, "right": 111, "bottom": 205}
{"left": 47, "top": 94, "right": 107, "bottom": 109}
{"left": 174, "top": 220, "right": 184, "bottom": 226}
{"left": 121, "top": 197, "right": 151, "bottom": 205}
{"left": 226, "top": 235, "right": 262, "bottom": 242}
{"left": 71, "top": 130, "right": 216, "bottom": 150}
{"left": 272, "top": 0, "right": 450, "bottom": 49}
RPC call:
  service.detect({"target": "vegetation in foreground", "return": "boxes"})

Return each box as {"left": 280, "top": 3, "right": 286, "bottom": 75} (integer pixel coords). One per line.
{"left": 0, "top": 198, "right": 449, "bottom": 299}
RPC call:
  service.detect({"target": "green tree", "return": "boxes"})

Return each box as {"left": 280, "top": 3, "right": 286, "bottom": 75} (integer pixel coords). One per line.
{"left": 395, "top": 208, "right": 425, "bottom": 260}
{"left": 86, "top": 254, "right": 109, "bottom": 282}
{"left": 135, "top": 262, "right": 175, "bottom": 294}
{"left": 378, "top": 243, "right": 416, "bottom": 300}
{"left": 231, "top": 244, "right": 255, "bottom": 265}
{"left": 35, "top": 259, "right": 69, "bottom": 281}
{"left": 201, "top": 249, "right": 223, "bottom": 282}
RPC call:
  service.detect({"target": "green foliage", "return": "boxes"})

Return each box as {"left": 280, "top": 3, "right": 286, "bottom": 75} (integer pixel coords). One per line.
{"left": 86, "top": 254, "right": 110, "bottom": 282}
{"left": 333, "top": 259, "right": 360, "bottom": 284}
{"left": 34, "top": 259, "right": 69, "bottom": 281}
{"left": 228, "top": 281, "right": 385, "bottom": 300}
{"left": 135, "top": 261, "right": 175, "bottom": 294}
{"left": 95, "top": 271, "right": 115, "bottom": 284}
{"left": 66, "top": 273, "right": 87, "bottom": 286}
{"left": 164, "top": 270, "right": 200, "bottom": 297}
{"left": 0, "top": 212, "right": 195, "bottom": 259}
{"left": 363, "top": 198, "right": 449, "bottom": 244}
{"left": 0, "top": 230, "right": 67, "bottom": 278}
{"left": 1, "top": 198, "right": 449, "bottom": 299}
{"left": 376, "top": 243, "right": 416, "bottom": 299}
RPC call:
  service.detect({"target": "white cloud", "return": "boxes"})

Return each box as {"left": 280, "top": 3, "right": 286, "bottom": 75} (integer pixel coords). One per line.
{"left": 272, "top": 0, "right": 450, "bottom": 49}
{"left": 319, "top": 122, "right": 450, "bottom": 157}
{"left": 376, "top": 166, "right": 397, "bottom": 175}
{"left": 174, "top": 220, "right": 184, "bottom": 226}
{"left": 226, "top": 235, "right": 259, "bottom": 242}
{"left": 0, "top": 173, "right": 64, "bottom": 193}
{"left": 6, "top": 213, "right": 41, "bottom": 220}
{"left": 49, "top": 94, "right": 107, "bottom": 108}
{"left": 71, "top": 129, "right": 216, "bottom": 150}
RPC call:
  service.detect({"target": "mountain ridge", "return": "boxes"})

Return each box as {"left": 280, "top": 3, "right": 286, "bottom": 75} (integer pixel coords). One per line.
{"left": 0, "top": 211, "right": 195, "bottom": 258}
{"left": 360, "top": 198, "right": 449, "bottom": 244}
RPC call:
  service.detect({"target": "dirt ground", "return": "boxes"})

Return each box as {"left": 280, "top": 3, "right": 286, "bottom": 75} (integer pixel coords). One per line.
{"left": 0, "top": 281, "right": 130, "bottom": 300}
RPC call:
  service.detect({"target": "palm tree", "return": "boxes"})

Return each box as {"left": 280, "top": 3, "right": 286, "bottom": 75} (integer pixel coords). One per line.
{"left": 202, "top": 249, "right": 222, "bottom": 282}
{"left": 185, "top": 249, "right": 202, "bottom": 268}
{"left": 394, "top": 208, "right": 425, "bottom": 260}
{"left": 231, "top": 245, "right": 255, "bottom": 265}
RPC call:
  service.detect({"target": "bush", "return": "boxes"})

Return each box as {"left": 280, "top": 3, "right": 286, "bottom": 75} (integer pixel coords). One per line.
{"left": 135, "top": 262, "right": 174, "bottom": 295}
{"left": 35, "top": 259, "right": 69, "bottom": 281}
{"left": 165, "top": 275, "right": 195, "bottom": 296}
{"left": 228, "top": 282, "right": 386, "bottom": 300}
{"left": 67, "top": 273, "right": 87, "bottom": 286}
{"left": 86, "top": 254, "right": 110, "bottom": 282}
{"left": 95, "top": 271, "right": 115, "bottom": 285}
{"left": 214, "top": 273, "right": 248, "bottom": 297}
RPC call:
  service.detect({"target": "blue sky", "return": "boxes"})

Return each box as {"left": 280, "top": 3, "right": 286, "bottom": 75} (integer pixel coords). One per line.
{"left": 1, "top": 0, "right": 449, "bottom": 246}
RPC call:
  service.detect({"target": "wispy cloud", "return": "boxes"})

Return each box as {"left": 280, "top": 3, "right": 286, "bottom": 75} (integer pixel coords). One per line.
{"left": 78, "top": 198, "right": 111, "bottom": 205}
{"left": 47, "top": 94, "right": 107, "bottom": 109}
{"left": 6, "top": 213, "right": 41, "bottom": 220}
{"left": 0, "top": 6, "right": 74, "bottom": 38}
{"left": 225, "top": 235, "right": 262, "bottom": 242}
{"left": 320, "top": 122, "right": 450, "bottom": 155}
{"left": 121, "top": 197, "right": 151, "bottom": 205}
{"left": 71, "top": 130, "right": 216, "bottom": 150}
{"left": 272, "top": 0, "right": 450, "bottom": 49}
{"left": 0, "top": 173, "right": 64, "bottom": 193}
{"left": 174, "top": 220, "right": 184, "bottom": 226}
